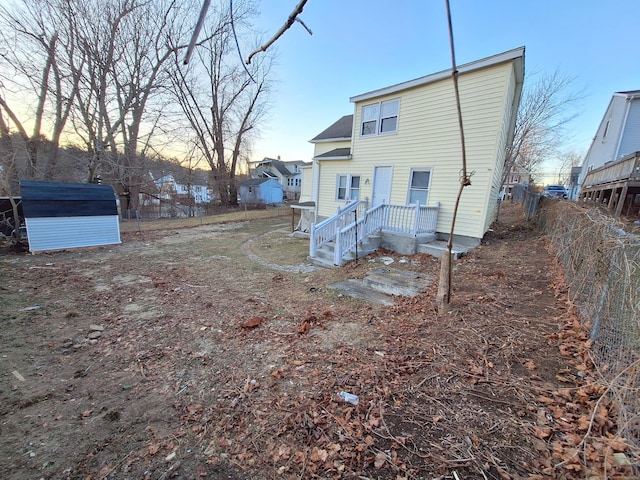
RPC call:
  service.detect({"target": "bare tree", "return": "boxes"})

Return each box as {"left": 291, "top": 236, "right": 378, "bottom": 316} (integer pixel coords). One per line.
{"left": 169, "top": 2, "right": 271, "bottom": 206}
{"left": 502, "top": 70, "right": 583, "bottom": 188}
{"left": 0, "top": 0, "right": 77, "bottom": 181}
{"left": 61, "top": 0, "right": 205, "bottom": 213}
{"left": 556, "top": 149, "right": 583, "bottom": 185}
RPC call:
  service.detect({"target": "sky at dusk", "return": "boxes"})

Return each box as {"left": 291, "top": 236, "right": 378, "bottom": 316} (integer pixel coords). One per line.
{"left": 249, "top": 0, "right": 640, "bottom": 179}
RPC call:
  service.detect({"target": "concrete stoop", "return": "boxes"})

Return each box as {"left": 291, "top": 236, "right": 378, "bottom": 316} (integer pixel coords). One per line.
{"left": 329, "top": 267, "right": 434, "bottom": 305}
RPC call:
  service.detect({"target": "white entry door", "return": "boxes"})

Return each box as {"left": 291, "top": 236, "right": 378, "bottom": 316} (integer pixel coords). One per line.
{"left": 371, "top": 166, "right": 392, "bottom": 206}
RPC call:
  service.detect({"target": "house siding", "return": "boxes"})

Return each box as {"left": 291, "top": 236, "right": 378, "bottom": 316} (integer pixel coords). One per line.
{"left": 578, "top": 94, "right": 640, "bottom": 190}
{"left": 485, "top": 63, "right": 518, "bottom": 232}
{"left": 313, "top": 140, "right": 351, "bottom": 157}
{"left": 318, "top": 61, "right": 517, "bottom": 239}
{"left": 299, "top": 167, "right": 313, "bottom": 202}
{"left": 315, "top": 160, "right": 353, "bottom": 214}
{"left": 618, "top": 99, "right": 640, "bottom": 158}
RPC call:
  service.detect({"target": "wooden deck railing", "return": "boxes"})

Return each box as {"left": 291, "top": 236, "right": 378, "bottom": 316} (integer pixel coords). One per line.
{"left": 582, "top": 152, "right": 640, "bottom": 188}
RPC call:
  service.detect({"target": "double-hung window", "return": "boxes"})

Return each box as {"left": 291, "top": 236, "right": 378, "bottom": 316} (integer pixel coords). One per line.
{"left": 336, "top": 174, "right": 361, "bottom": 201}
{"left": 361, "top": 99, "right": 399, "bottom": 136}
{"left": 408, "top": 169, "right": 431, "bottom": 205}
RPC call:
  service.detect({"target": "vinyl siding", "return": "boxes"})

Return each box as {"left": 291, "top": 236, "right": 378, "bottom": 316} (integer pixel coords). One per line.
{"left": 313, "top": 139, "right": 352, "bottom": 157}
{"left": 578, "top": 95, "right": 638, "bottom": 188}
{"left": 25, "top": 215, "right": 121, "bottom": 253}
{"left": 618, "top": 99, "right": 640, "bottom": 158}
{"left": 485, "top": 64, "right": 518, "bottom": 232}
{"left": 315, "top": 160, "right": 355, "bottom": 214}
{"left": 318, "top": 61, "right": 516, "bottom": 238}
{"left": 299, "top": 168, "right": 313, "bottom": 202}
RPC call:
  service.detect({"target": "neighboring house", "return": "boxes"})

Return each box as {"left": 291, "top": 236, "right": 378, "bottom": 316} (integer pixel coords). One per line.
{"left": 20, "top": 180, "right": 121, "bottom": 253}
{"left": 239, "top": 178, "right": 283, "bottom": 205}
{"left": 145, "top": 168, "right": 213, "bottom": 217}
{"left": 578, "top": 91, "right": 640, "bottom": 215}
{"left": 501, "top": 164, "right": 530, "bottom": 199}
{"left": 567, "top": 166, "right": 582, "bottom": 200}
{"left": 305, "top": 47, "right": 525, "bottom": 265}
{"left": 249, "top": 157, "right": 309, "bottom": 200}
{"left": 578, "top": 91, "right": 640, "bottom": 191}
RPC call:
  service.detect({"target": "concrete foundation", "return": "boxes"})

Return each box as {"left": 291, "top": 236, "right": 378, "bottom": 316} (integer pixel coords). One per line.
{"left": 379, "top": 230, "right": 436, "bottom": 255}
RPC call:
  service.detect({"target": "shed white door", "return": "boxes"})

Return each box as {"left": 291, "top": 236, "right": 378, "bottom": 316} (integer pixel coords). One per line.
{"left": 372, "top": 166, "right": 392, "bottom": 206}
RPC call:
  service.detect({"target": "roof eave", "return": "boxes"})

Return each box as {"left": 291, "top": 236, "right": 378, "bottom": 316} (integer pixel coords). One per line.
{"left": 313, "top": 155, "right": 352, "bottom": 161}
{"left": 309, "top": 136, "right": 351, "bottom": 144}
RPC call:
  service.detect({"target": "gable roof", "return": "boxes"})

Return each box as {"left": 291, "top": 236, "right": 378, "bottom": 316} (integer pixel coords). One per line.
{"left": 350, "top": 47, "right": 525, "bottom": 103}
{"left": 241, "top": 177, "right": 281, "bottom": 187}
{"left": 310, "top": 115, "right": 353, "bottom": 143}
{"left": 252, "top": 158, "right": 309, "bottom": 176}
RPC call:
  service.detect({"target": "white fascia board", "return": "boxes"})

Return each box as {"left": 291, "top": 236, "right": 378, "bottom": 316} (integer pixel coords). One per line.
{"left": 350, "top": 47, "right": 525, "bottom": 103}
{"left": 309, "top": 137, "right": 351, "bottom": 144}
{"left": 312, "top": 155, "right": 352, "bottom": 161}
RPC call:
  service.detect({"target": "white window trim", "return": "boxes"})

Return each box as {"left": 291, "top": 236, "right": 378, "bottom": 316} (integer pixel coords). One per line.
{"left": 360, "top": 99, "right": 400, "bottom": 137}
{"left": 336, "top": 174, "right": 361, "bottom": 201}
{"left": 407, "top": 168, "right": 432, "bottom": 205}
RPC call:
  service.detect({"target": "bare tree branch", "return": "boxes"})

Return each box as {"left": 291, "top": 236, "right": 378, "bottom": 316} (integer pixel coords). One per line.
{"left": 245, "top": 0, "right": 310, "bottom": 64}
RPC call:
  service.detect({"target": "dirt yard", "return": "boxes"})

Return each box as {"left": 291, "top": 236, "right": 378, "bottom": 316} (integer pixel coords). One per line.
{"left": 0, "top": 203, "right": 635, "bottom": 479}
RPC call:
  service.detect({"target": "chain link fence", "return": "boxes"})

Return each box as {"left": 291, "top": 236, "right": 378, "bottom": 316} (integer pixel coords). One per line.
{"left": 536, "top": 200, "right": 640, "bottom": 448}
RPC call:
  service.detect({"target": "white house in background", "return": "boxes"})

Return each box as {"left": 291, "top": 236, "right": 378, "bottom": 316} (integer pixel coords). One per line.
{"left": 578, "top": 90, "right": 640, "bottom": 194}
{"left": 150, "top": 170, "right": 213, "bottom": 205}
{"left": 501, "top": 164, "right": 530, "bottom": 199}
{"left": 248, "top": 157, "right": 310, "bottom": 200}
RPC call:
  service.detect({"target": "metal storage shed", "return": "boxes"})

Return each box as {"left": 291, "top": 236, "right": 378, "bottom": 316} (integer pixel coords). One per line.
{"left": 20, "top": 180, "right": 121, "bottom": 253}
{"left": 239, "top": 178, "right": 283, "bottom": 205}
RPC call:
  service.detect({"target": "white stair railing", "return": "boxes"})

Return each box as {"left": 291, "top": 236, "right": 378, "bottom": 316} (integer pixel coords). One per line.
{"left": 326, "top": 202, "right": 440, "bottom": 266}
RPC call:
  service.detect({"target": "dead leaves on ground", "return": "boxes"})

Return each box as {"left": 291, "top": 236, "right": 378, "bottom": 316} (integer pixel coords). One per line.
{"left": 529, "top": 303, "right": 636, "bottom": 478}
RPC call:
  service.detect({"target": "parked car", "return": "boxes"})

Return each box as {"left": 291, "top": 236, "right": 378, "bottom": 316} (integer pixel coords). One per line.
{"left": 541, "top": 185, "right": 568, "bottom": 199}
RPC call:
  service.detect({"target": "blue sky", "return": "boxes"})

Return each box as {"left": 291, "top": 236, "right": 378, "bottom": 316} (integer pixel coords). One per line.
{"left": 250, "top": 0, "right": 640, "bottom": 178}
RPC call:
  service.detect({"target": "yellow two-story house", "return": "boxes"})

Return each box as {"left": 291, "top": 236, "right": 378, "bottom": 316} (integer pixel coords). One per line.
{"left": 303, "top": 47, "right": 524, "bottom": 265}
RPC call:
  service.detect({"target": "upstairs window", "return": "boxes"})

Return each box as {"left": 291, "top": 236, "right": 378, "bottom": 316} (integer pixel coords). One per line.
{"left": 336, "top": 174, "right": 361, "bottom": 201}
{"left": 361, "top": 99, "right": 399, "bottom": 136}
{"left": 408, "top": 169, "right": 431, "bottom": 205}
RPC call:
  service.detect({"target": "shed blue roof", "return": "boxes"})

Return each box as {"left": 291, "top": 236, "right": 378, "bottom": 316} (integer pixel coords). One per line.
{"left": 20, "top": 180, "right": 118, "bottom": 218}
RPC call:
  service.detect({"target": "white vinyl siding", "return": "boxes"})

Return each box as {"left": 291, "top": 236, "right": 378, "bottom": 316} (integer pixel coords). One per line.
{"left": 25, "top": 215, "right": 121, "bottom": 253}
{"left": 618, "top": 99, "right": 640, "bottom": 158}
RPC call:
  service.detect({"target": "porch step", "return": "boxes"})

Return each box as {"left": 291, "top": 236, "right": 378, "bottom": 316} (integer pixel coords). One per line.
{"left": 329, "top": 267, "right": 434, "bottom": 305}
{"left": 310, "top": 240, "right": 379, "bottom": 267}
{"left": 364, "top": 267, "right": 432, "bottom": 297}
{"left": 418, "top": 240, "right": 467, "bottom": 259}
